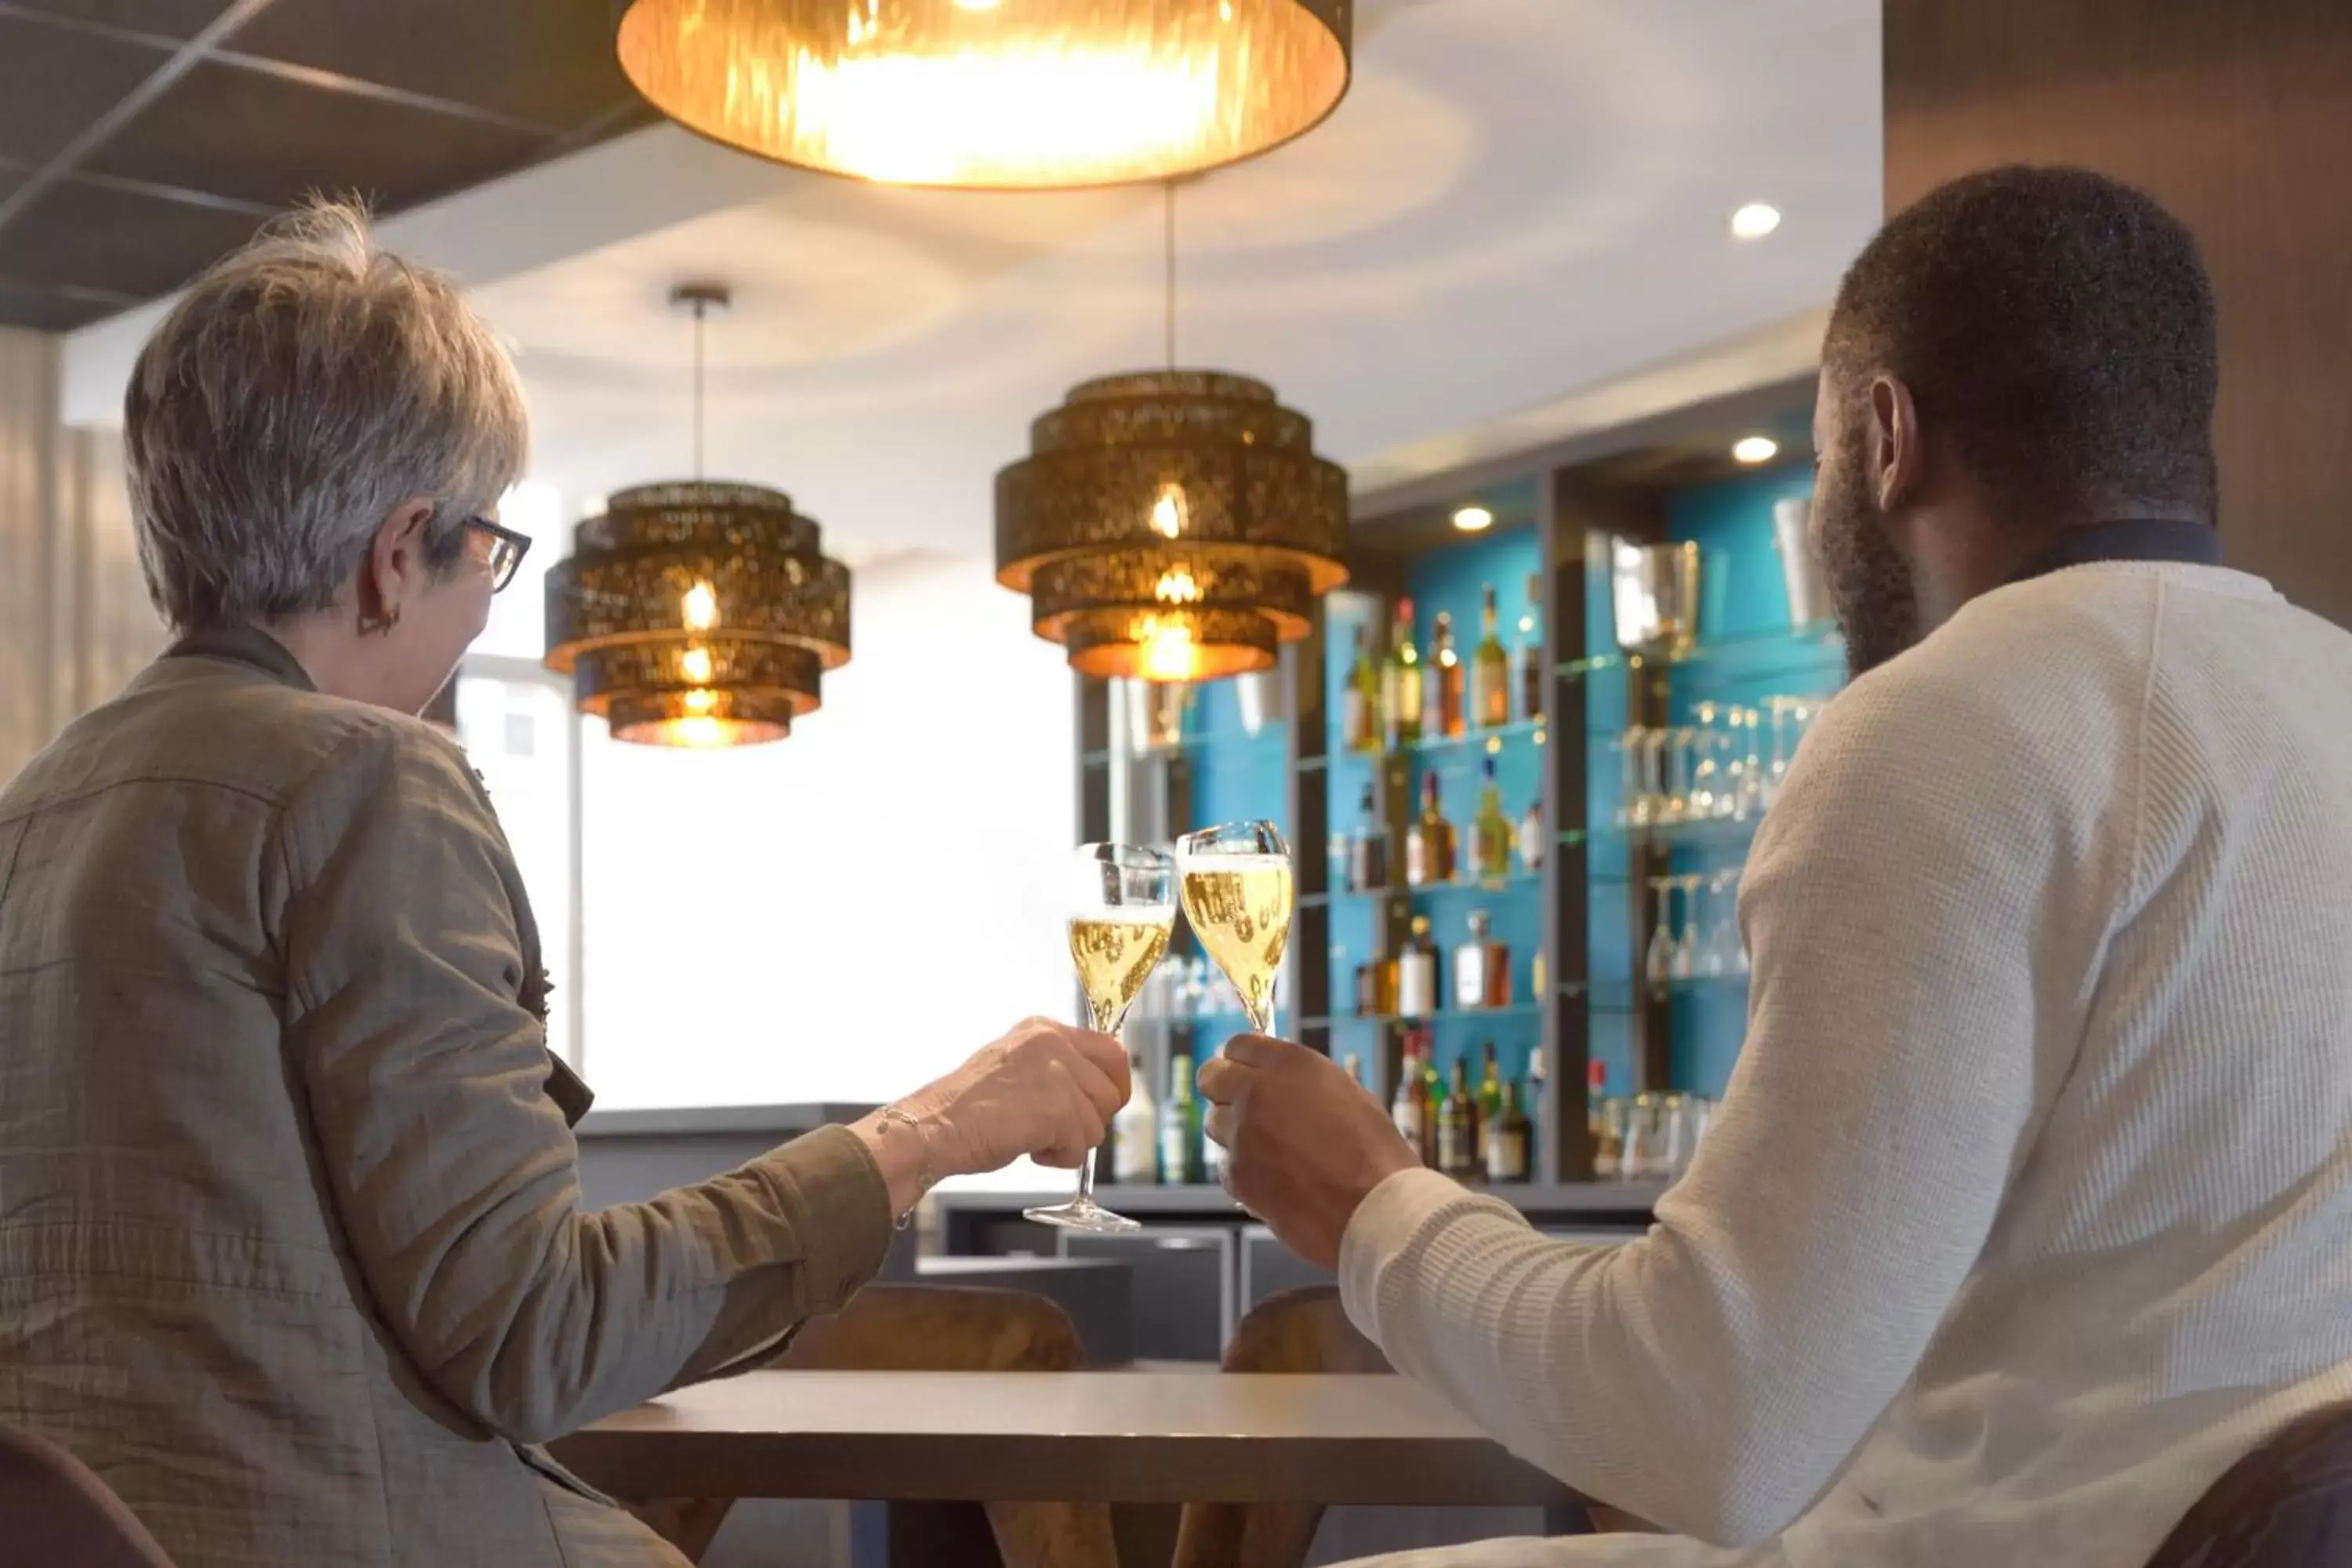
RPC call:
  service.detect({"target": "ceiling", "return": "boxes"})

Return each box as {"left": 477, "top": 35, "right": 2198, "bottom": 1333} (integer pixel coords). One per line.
{"left": 58, "top": 0, "right": 1883, "bottom": 563}
{"left": 0, "top": 0, "right": 652, "bottom": 329}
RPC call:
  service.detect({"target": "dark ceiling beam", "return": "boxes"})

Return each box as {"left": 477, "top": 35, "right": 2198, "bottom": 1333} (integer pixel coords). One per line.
{"left": 203, "top": 49, "right": 566, "bottom": 139}
{"left": 0, "top": 0, "right": 281, "bottom": 236}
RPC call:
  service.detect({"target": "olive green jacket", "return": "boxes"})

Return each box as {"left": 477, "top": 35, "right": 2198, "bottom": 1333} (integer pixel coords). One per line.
{"left": 0, "top": 627, "right": 891, "bottom": 1566}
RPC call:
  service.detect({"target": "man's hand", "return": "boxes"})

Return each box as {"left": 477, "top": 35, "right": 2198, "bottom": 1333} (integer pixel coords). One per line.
{"left": 1199, "top": 1035, "right": 1421, "bottom": 1270}
{"left": 854, "top": 1018, "right": 1129, "bottom": 1214}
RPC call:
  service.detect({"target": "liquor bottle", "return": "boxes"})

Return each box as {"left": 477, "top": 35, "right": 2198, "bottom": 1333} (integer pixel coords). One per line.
{"left": 1346, "top": 784, "right": 1390, "bottom": 894}
{"left": 1382, "top": 598, "right": 1423, "bottom": 750}
{"left": 1588, "top": 1059, "right": 1618, "bottom": 1178}
{"left": 1471, "top": 756, "right": 1514, "bottom": 881}
{"left": 1437, "top": 1057, "right": 1479, "bottom": 1180}
{"left": 1517, "top": 797, "right": 1545, "bottom": 873}
{"left": 1160, "top": 1055, "right": 1205, "bottom": 1185}
{"left": 1454, "top": 909, "right": 1511, "bottom": 1010}
{"left": 1475, "top": 1041, "right": 1504, "bottom": 1171}
{"left": 1397, "top": 915, "right": 1439, "bottom": 1019}
{"left": 1425, "top": 612, "right": 1465, "bottom": 739}
{"left": 1526, "top": 1047, "right": 1548, "bottom": 1176}
{"left": 1517, "top": 572, "right": 1545, "bottom": 724}
{"left": 1391, "top": 1039, "right": 1426, "bottom": 1160}
{"left": 1112, "top": 1051, "right": 1159, "bottom": 1184}
{"left": 1421, "top": 1033, "right": 1446, "bottom": 1167}
{"left": 1486, "top": 1080, "right": 1533, "bottom": 1184}
{"left": 1404, "top": 770, "right": 1457, "bottom": 887}
{"left": 1343, "top": 624, "right": 1383, "bottom": 754}
{"left": 1472, "top": 583, "right": 1512, "bottom": 729}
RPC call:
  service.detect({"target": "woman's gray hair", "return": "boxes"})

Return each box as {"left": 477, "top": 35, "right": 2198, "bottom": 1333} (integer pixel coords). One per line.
{"left": 124, "top": 197, "right": 529, "bottom": 630}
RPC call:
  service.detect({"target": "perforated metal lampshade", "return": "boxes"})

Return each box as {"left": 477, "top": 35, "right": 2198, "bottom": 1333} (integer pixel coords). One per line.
{"left": 996, "top": 369, "right": 1348, "bottom": 682}
{"left": 545, "top": 482, "right": 851, "bottom": 748}
{"left": 612, "top": 0, "right": 1353, "bottom": 191}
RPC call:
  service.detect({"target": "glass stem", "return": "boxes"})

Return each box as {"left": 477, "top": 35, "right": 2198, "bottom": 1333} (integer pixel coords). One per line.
{"left": 1076, "top": 1147, "right": 1100, "bottom": 1207}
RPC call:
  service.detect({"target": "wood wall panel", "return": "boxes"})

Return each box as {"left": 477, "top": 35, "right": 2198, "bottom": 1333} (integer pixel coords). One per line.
{"left": 1885, "top": 0, "right": 2352, "bottom": 629}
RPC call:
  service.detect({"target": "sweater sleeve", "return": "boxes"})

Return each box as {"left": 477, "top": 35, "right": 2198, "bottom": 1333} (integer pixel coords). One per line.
{"left": 275, "top": 720, "right": 892, "bottom": 1445}
{"left": 1340, "top": 659, "right": 2118, "bottom": 1546}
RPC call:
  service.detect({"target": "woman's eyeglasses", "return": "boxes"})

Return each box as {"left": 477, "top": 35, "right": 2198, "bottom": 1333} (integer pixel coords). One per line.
{"left": 466, "top": 517, "right": 532, "bottom": 593}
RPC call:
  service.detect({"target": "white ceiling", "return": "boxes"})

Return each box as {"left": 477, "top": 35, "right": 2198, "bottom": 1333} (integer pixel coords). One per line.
{"left": 66, "top": 0, "right": 1882, "bottom": 558}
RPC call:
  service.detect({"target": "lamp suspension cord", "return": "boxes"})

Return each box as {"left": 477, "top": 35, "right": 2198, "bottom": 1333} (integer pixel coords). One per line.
{"left": 691, "top": 299, "right": 706, "bottom": 482}
{"left": 1163, "top": 178, "right": 1177, "bottom": 371}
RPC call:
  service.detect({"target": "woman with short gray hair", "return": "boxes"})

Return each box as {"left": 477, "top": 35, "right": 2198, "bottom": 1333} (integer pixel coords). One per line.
{"left": 0, "top": 201, "right": 1127, "bottom": 1568}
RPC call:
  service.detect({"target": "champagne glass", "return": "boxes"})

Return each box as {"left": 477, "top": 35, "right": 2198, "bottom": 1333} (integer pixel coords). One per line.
{"left": 1022, "top": 844, "right": 1174, "bottom": 1233}
{"left": 1175, "top": 821, "right": 1294, "bottom": 1037}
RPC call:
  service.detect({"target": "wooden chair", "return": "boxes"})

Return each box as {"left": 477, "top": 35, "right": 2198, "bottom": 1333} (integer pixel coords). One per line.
{"left": 2145, "top": 1401, "right": 2352, "bottom": 1567}
{"left": 0, "top": 1426, "right": 178, "bottom": 1568}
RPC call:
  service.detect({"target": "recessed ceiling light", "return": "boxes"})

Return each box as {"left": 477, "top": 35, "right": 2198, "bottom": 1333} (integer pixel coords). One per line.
{"left": 1730, "top": 202, "right": 1782, "bottom": 241}
{"left": 1733, "top": 435, "right": 1779, "bottom": 465}
{"left": 1452, "top": 505, "right": 1494, "bottom": 532}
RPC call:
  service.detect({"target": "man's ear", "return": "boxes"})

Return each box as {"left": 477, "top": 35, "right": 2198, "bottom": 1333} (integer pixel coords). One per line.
{"left": 1869, "top": 375, "right": 1926, "bottom": 514}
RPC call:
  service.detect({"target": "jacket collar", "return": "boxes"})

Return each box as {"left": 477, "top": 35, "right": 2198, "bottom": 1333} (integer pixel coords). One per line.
{"left": 161, "top": 624, "right": 318, "bottom": 691}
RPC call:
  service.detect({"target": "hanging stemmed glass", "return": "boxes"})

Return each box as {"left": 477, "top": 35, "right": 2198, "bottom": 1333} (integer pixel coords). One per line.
{"left": 1175, "top": 821, "right": 1294, "bottom": 1038}
{"left": 1644, "top": 875, "right": 1678, "bottom": 986}
{"left": 1022, "top": 844, "right": 1176, "bottom": 1233}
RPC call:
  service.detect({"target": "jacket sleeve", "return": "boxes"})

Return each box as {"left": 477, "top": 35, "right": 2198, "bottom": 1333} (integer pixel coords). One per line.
{"left": 274, "top": 720, "right": 892, "bottom": 1444}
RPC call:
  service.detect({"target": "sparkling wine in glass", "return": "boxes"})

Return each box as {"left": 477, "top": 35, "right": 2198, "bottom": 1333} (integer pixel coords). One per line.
{"left": 1022, "top": 844, "right": 1174, "bottom": 1234}
{"left": 1175, "top": 820, "right": 1294, "bottom": 1036}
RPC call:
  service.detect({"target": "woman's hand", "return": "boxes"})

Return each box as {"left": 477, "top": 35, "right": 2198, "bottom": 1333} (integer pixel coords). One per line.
{"left": 853, "top": 1018, "right": 1130, "bottom": 1215}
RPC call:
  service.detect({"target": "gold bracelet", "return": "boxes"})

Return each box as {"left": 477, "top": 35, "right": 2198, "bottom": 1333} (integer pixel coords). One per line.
{"left": 877, "top": 1105, "right": 933, "bottom": 1231}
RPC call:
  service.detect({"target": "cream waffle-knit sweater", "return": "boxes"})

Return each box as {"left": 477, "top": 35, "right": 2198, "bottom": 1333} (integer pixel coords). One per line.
{"left": 1339, "top": 561, "right": 2352, "bottom": 1568}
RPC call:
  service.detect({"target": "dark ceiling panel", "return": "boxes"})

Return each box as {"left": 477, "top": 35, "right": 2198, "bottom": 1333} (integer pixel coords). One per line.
{"left": 83, "top": 57, "right": 548, "bottom": 210}
{"left": 0, "top": 276, "right": 107, "bottom": 331}
{"left": 0, "top": 177, "right": 264, "bottom": 297}
{"left": 223, "top": 0, "right": 639, "bottom": 132}
{"left": 0, "top": 11, "right": 172, "bottom": 165}
{"left": 5, "top": 0, "right": 239, "bottom": 42}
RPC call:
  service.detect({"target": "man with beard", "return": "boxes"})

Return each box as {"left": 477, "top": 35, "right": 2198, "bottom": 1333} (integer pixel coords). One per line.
{"left": 1196, "top": 165, "right": 2352, "bottom": 1566}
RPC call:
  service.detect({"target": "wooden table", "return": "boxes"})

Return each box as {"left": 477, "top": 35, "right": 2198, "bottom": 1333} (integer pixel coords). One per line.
{"left": 552, "top": 1369, "right": 1583, "bottom": 1511}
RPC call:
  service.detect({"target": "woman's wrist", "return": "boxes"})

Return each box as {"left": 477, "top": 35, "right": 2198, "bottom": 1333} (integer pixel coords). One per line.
{"left": 851, "top": 1092, "right": 951, "bottom": 1218}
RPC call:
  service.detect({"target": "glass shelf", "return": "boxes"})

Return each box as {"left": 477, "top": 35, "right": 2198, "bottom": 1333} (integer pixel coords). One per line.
{"left": 1559, "top": 623, "right": 1844, "bottom": 681}
{"left": 1568, "top": 814, "right": 1765, "bottom": 853}
{"left": 1316, "top": 719, "right": 1547, "bottom": 769}
{"left": 1302, "top": 869, "right": 1544, "bottom": 909}
{"left": 1306, "top": 1003, "right": 1545, "bottom": 1029}
{"left": 1567, "top": 974, "right": 1749, "bottom": 1014}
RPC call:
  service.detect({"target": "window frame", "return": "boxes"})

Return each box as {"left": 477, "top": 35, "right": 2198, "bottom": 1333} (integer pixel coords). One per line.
{"left": 457, "top": 652, "right": 588, "bottom": 1074}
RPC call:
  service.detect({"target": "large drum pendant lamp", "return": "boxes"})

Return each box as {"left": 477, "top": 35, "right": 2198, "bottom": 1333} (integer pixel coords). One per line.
{"left": 996, "top": 187, "right": 1348, "bottom": 683}
{"left": 611, "top": 0, "right": 1353, "bottom": 191}
{"left": 544, "top": 285, "right": 851, "bottom": 747}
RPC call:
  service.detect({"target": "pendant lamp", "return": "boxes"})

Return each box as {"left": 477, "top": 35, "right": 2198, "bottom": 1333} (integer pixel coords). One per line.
{"left": 545, "top": 284, "right": 851, "bottom": 747}
{"left": 612, "top": 0, "right": 1352, "bottom": 191}
{"left": 995, "top": 183, "right": 1347, "bottom": 682}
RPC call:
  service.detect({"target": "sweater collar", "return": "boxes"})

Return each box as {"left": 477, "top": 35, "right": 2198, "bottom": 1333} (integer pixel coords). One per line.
{"left": 2007, "top": 517, "right": 2223, "bottom": 584}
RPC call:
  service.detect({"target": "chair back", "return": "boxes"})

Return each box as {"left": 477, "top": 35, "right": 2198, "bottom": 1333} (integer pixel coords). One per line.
{"left": 0, "top": 1427, "right": 178, "bottom": 1568}
{"left": 2146, "top": 1402, "right": 2352, "bottom": 1567}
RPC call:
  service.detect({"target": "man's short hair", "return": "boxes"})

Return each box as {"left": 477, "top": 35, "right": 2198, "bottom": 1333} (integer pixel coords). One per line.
{"left": 125, "top": 198, "right": 528, "bottom": 631}
{"left": 1825, "top": 165, "right": 2219, "bottom": 523}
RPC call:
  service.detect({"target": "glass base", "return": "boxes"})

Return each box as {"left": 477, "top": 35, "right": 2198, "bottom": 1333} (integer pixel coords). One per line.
{"left": 1022, "top": 1196, "right": 1142, "bottom": 1233}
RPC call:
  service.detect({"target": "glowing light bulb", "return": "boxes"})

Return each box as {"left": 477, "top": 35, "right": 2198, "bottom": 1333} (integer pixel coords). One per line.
{"left": 1732, "top": 435, "right": 1780, "bottom": 465}
{"left": 1451, "top": 505, "right": 1494, "bottom": 532}
{"left": 1155, "top": 564, "right": 1201, "bottom": 604}
{"left": 1139, "top": 618, "right": 1200, "bottom": 681}
{"left": 680, "top": 646, "right": 713, "bottom": 684}
{"left": 682, "top": 688, "right": 717, "bottom": 714}
{"left": 1150, "top": 481, "right": 1189, "bottom": 539}
{"left": 1730, "top": 202, "right": 1782, "bottom": 241}
{"left": 682, "top": 580, "right": 720, "bottom": 631}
